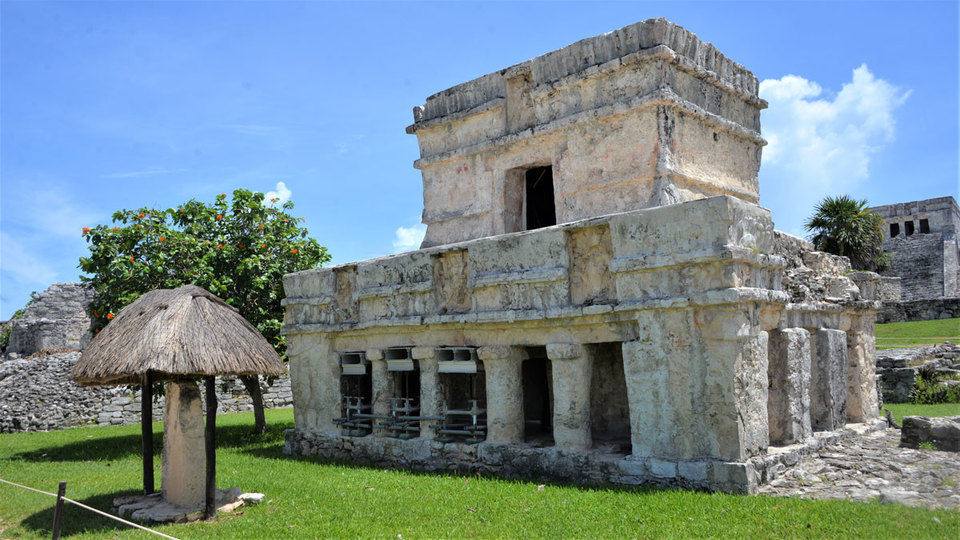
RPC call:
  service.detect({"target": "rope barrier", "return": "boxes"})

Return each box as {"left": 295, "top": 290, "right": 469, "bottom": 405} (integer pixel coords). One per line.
{"left": 0, "top": 478, "right": 180, "bottom": 540}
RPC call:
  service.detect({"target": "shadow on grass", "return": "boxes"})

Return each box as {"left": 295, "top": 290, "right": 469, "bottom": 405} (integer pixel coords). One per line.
{"left": 240, "top": 443, "right": 683, "bottom": 498}
{"left": 19, "top": 489, "right": 160, "bottom": 538}
{"left": 12, "top": 420, "right": 294, "bottom": 463}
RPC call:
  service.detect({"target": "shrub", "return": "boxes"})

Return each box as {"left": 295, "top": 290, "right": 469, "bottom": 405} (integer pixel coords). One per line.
{"left": 910, "top": 366, "right": 960, "bottom": 404}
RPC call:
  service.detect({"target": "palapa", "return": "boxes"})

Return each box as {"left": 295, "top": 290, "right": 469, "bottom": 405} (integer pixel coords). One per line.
{"left": 71, "top": 284, "right": 285, "bottom": 519}
{"left": 73, "top": 284, "right": 285, "bottom": 386}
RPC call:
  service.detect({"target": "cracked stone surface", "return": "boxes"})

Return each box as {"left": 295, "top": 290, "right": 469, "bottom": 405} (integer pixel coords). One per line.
{"left": 759, "top": 427, "right": 960, "bottom": 510}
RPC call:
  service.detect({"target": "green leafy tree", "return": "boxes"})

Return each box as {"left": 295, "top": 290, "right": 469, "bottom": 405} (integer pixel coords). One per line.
{"left": 803, "top": 195, "right": 889, "bottom": 272}
{"left": 79, "top": 189, "right": 330, "bottom": 432}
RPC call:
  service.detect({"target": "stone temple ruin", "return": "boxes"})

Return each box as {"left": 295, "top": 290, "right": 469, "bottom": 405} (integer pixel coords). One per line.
{"left": 281, "top": 19, "right": 882, "bottom": 492}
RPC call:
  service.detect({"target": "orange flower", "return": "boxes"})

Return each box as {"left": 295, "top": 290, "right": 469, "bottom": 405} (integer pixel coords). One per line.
{"left": 239, "top": 243, "right": 244, "bottom": 248}
{"left": 82, "top": 227, "right": 90, "bottom": 234}
{"left": 291, "top": 248, "right": 298, "bottom": 254}
{"left": 107, "top": 313, "right": 115, "bottom": 320}
{"left": 95, "top": 329, "right": 99, "bottom": 333}
{"left": 221, "top": 193, "right": 226, "bottom": 197}
{"left": 270, "top": 198, "right": 276, "bottom": 202}
{"left": 216, "top": 214, "right": 223, "bottom": 220}
{"left": 179, "top": 209, "right": 184, "bottom": 213}
{"left": 257, "top": 225, "right": 263, "bottom": 230}
{"left": 284, "top": 219, "right": 289, "bottom": 223}
{"left": 159, "top": 237, "right": 165, "bottom": 242}
{"left": 218, "top": 244, "right": 223, "bottom": 249}
{"left": 130, "top": 256, "right": 134, "bottom": 262}
{"left": 113, "top": 227, "right": 120, "bottom": 231}
{"left": 260, "top": 244, "right": 266, "bottom": 249}
{"left": 138, "top": 213, "right": 145, "bottom": 218}
{"left": 137, "top": 224, "right": 142, "bottom": 228}
{"left": 93, "top": 309, "right": 98, "bottom": 317}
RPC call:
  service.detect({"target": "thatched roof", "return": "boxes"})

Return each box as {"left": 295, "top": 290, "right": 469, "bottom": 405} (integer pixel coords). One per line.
{"left": 73, "top": 285, "right": 286, "bottom": 386}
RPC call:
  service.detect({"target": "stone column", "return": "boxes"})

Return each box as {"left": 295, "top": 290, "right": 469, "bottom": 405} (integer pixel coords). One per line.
{"left": 810, "top": 328, "right": 848, "bottom": 431}
{"left": 767, "top": 328, "right": 812, "bottom": 445}
{"left": 367, "top": 348, "right": 393, "bottom": 425}
{"left": 546, "top": 343, "right": 592, "bottom": 451}
{"left": 478, "top": 345, "right": 524, "bottom": 444}
{"left": 287, "top": 334, "right": 339, "bottom": 433}
{"left": 162, "top": 380, "right": 205, "bottom": 509}
{"left": 623, "top": 308, "right": 768, "bottom": 462}
{"left": 412, "top": 347, "right": 440, "bottom": 438}
{"left": 846, "top": 315, "right": 879, "bottom": 423}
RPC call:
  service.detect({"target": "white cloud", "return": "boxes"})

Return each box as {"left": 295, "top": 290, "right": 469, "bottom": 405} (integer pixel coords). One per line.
{"left": 392, "top": 224, "right": 426, "bottom": 253}
{"left": 0, "top": 232, "right": 58, "bottom": 286}
{"left": 759, "top": 64, "right": 910, "bottom": 234}
{"left": 264, "top": 181, "right": 292, "bottom": 203}
{"left": 760, "top": 64, "right": 910, "bottom": 190}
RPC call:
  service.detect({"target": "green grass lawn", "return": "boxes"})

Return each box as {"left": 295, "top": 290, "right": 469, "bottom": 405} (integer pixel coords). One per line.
{"left": 2, "top": 409, "right": 959, "bottom": 539}
{"left": 875, "top": 317, "right": 960, "bottom": 349}
{"left": 883, "top": 402, "right": 960, "bottom": 425}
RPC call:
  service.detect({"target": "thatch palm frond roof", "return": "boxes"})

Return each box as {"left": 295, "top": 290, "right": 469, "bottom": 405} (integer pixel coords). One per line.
{"left": 73, "top": 285, "right": 286, "bottom": 386}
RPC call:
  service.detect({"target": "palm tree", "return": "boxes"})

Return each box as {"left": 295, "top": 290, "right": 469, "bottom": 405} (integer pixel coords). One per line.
{"left": 804, "top": 195, "right": 889, "bottom": 272}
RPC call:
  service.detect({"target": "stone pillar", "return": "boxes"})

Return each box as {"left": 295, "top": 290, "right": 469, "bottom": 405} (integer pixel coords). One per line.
{"left": 367, "top": 349, "right": 393, "bottom": 424}
{"left": 162, "top": 380, "right": 205, "bottom": 509}
{"left": 546, "top": 343, "right": 592, "bottom": 451}
{"left": 287, "top": 334, "right": 339, "bottom": 432}
{"left": 412, "top": 347, "right": 440, "bottom": 438}
{"left": 846, "top": 315, "right": 879, "bottom": 423}
{"left": 478, "top": 345, "right": 524, "bottom": 444}
{"left": 767, "top": 328, "right": 812, "bottom": 445}
{"left": 810, "top": 329, "right": 848, "bottom": 431}
{"left": 623, "top": 308, "right": 769, "bottom": 462}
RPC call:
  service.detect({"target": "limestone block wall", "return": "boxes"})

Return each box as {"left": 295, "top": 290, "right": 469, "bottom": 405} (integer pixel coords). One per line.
{"left": 283, "top": 196, "right": 881, "bottom": 492}
{"left": 4, "top": 283, "right": 95, "bottom": 357}
{"left": 877, "top": 297, "right": 960, "bottom": 323}
{"left": 408, "top": 19, "right": 767, "bottom": 248}
{"left": 0, "top": 351, "right": 292, "bottom": 433}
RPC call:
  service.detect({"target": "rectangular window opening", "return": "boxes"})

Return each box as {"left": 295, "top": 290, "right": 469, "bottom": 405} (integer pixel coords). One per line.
{"left": 336, "top": 352, "right": 374, "bottom": 436}
{"left": 382, "top": 347, "right": 420, "bottom": 439}
{"left": 905, "top": 220, "right": 915, "bottom": 236}
{"left": 522, "top": 348, "right": 554, "bottom": 446}
{"left": 525, "top": 166, "right": 556, "bottom": 230}
{"left": 919, "top": 219, "right": 930, "bottom": 234}
{"left": 889, "top": 223, "right": 900, "bottom": 238}
{"left": 437, "top": 347, "right": 486, "bottom": 443}
{"left": 588, "top": 343, "right": 631, "bottom": 454}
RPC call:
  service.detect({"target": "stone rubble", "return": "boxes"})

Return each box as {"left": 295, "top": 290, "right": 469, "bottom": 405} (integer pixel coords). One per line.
{"left": 758, "top": 427, "right": 960, "bottom": 510}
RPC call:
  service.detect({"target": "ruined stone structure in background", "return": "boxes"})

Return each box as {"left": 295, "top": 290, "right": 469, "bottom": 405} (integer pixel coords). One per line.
{"left": 871, "top": 197, "right": 960, "bottom": 302}
{"left": 4, "top": 283, "right": 95, "bottom": 358}
{"left": 282, "top": 19, "right": 882, "bottom": 493}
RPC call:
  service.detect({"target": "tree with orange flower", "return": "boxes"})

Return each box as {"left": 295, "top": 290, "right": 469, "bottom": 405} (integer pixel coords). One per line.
{"left": 80, "top": 188, "right": 330, "bottom": 433}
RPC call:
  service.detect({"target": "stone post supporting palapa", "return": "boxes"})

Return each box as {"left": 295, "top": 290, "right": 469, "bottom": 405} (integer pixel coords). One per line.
{"left": 546, "top": 343, "right": 592, "bottom": 451}
{"left": 162, "top": 380, "right": 205, "bottom": 509}
{"left": 478, "top": 346, "right": 524, "bottom": 444}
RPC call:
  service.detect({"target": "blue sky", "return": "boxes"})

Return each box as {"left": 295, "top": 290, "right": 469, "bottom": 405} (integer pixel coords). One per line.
{"left": 2, "top": 1, "right": 957, "bottom": 319}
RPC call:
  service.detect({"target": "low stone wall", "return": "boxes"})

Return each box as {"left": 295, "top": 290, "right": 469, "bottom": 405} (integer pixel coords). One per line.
{"left": 0, "top": 352, "right": 292, "bottom": 433}
{"left": 877, "top": 297, "right": 960, "bottom": 323}
{"left": 875, "top": 343, "right": 960, "bottom": 403}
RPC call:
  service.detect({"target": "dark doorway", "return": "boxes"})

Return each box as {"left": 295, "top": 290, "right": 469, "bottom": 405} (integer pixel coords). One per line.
{"left": 525, "top": 166, "right": 556, "bottom": 230}
{"left": 522, "top": 350, "right": 554, "bottom": 445}
{"left": 905, "top": 220, "right": 915, "bottom": 236}
{"left": 889, "top": 223, "right": 900, "bottom": 238}
{"left": 919, "top": 219, "right": 930, "bottom": 234}
{"left": 588, "top": 343, "right": 631, "bottom": 454}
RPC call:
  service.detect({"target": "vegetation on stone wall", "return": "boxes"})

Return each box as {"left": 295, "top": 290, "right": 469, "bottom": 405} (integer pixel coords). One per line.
{"left": 804, "top": 195, "right": 889, "bottom": 272}
{"left": 78, "top": 189, "right": 330, "bottom": 430}
{"left": 910, "top": 366, "right": 960, "bottom": 404}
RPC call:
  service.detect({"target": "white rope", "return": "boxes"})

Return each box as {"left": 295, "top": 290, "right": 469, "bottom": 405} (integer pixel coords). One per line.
{"left": 0, "top": 477, "right": 180, "bottom": 540}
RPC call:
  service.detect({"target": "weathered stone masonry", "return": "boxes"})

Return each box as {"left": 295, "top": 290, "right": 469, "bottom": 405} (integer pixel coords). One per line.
{"left": 282, "top": 19, "right": 881, "bottom": 493}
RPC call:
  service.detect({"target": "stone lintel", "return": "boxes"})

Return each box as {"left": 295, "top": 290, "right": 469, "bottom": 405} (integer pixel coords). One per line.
{"left": 545, "top": 343, "right": 583, "bottom": 360}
